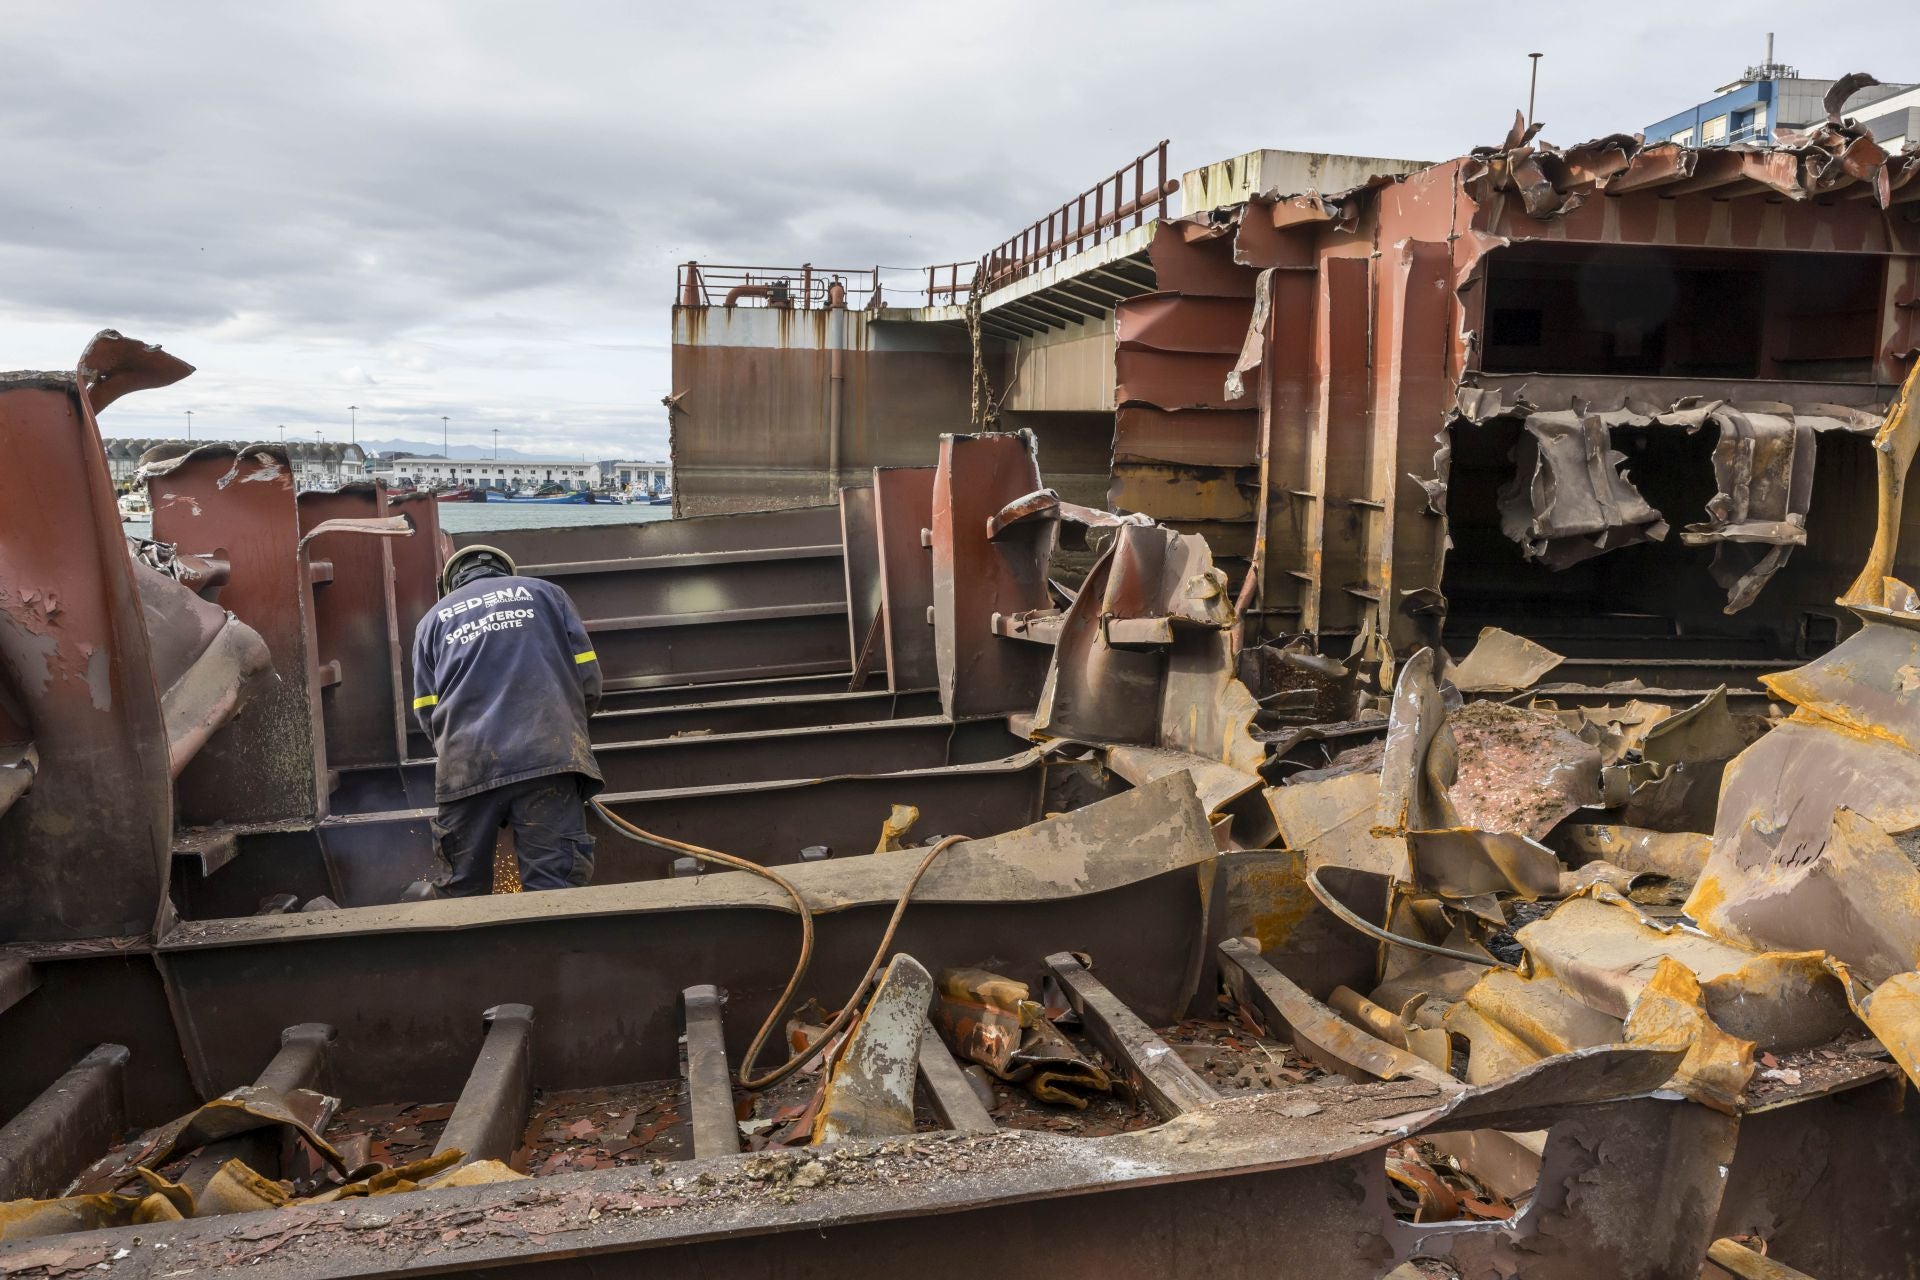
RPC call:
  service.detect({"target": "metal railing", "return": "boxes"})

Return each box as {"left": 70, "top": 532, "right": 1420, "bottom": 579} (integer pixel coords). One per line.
{"left": 676, "top": 141, "right": 1179, "bottom": 312}
{"left": 974, "top": 141, "right": 1177, "bottom": 294}
{"left": 676, "top": 262, "right": 978, "bottom": 311}
{"left": 1704, "top": 123, "right": 1769, "bottom": 147}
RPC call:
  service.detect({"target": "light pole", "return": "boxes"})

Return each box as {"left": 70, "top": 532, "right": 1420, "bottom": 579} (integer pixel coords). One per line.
{"left": 441, "top": 415, "right": 449, "bottom": 457}
{"left": 492, "top": 427, "right": 499, "bottom": 459}
{"left": 348, "top": 405, "right": 358, "bottom": 447}
{"left": 278, "top": 424, "right": 285, "bottom": 443}
{"left": 1527, "top": 52, "right": 1544, "bottom": 129}
{"left": 185, "top": 409, "right": 193, "bottom": 441}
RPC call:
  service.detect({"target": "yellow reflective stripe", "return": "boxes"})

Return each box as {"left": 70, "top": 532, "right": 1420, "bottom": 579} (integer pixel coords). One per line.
{"left": 411, "top": 694, "right": 438, "bottom": 710}
{"left": 574, "top": 650, "right": 598, "bottom": 665}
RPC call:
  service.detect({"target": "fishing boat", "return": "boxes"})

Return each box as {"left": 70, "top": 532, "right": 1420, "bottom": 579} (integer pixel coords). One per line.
{"left": 117, "top": 490, "right": 150, "bottom": 520}
{"left": 500, "top": 488, "right": 595, "bottom": 504}
{"left": 648, "top": 488, "right": 673, "bottom": 506}
{"left": 433, "top": 485, "right": 487, "bottom": 502}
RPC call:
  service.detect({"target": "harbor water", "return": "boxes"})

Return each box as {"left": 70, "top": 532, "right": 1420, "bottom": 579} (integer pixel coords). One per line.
{"left": 125, "top": 497, "right": 674, "bottom": 543}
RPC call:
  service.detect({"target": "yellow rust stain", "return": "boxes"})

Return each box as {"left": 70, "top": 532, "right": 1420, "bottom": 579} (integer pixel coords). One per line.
{"left": 1851, "top": 969, "right": 1920, "bottom": 1085}
{"left": 1624, "top": 956, "right": 1755, "bottom": 1115}
{"left": 1229, "top": 856, "right": 1318, "bottom": 951}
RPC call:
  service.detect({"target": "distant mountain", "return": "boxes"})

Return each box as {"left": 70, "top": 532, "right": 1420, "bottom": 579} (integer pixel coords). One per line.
{"left": 357, "top": 438, "right": 561, "bottom": 461}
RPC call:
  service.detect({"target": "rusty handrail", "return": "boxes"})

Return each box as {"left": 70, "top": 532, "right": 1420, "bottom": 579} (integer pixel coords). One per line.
{"left": 974, "top": 141, "right": 1177, "bottom": 295}
{"left": 676, "top": 262, "right": 977, "bottom": 311}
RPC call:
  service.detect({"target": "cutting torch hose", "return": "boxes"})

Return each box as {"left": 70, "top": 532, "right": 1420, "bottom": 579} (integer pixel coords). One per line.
{"left": 590, "top": 796, "right": 968, "bottom": 1090}
{"left": 1303, "top": 863, "right": 1517, "bottom": 971}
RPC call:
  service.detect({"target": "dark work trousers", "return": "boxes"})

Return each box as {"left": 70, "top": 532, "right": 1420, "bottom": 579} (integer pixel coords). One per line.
{"left": 429, "top": 773, "right": 596, "bottom": 896}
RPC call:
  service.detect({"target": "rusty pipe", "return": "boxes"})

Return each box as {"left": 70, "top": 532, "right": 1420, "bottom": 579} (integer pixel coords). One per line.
{"left": 724, "top": 281, "right": 793, "bottom": 309}
{"left": 826, "top": 305, "right": 846, "bottom": 498}
{"left": 826, "top": 278, "right": 848, "bottom": 309}
{"left": 0, "top": 744, "right": 36, "bottom": 821}
{"left": 1707, "top": 1239, "right": 1816, "bottom": 1280}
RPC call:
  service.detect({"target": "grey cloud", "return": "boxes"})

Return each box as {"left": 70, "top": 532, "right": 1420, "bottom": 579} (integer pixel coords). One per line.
{"left": 2, "top": 0, "right": 1908, "bottom": 458}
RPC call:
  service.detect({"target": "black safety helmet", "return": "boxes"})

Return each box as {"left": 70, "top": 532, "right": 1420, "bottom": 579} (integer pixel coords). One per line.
{"left": 438, "top": 544, "right": 517, "bottom": 596}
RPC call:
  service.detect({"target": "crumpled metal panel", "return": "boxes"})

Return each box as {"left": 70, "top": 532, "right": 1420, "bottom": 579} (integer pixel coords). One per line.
{"left": 1679, "top": 410, "right": 1815, "bottom": 612}
{"left": 1686, "top": 365, "right": 1920, "bottom": 994}
{"left": 1370, "top": 649, "right": 1571, "bottom": 904}
{"left": 1622, "top": 686, "right": 1756, "bottom": 834}
{"left": 1496, "top": 411, "right": 1669, "bottom": 569}
{"left": 1517, "top": 890, "right": 1857, "bottom": 1050}
{"left": 0, "top": 331, "right": 189, "bottom": 941}
{"left": 1033, "top": 522, "right": 1246, "bottom": 759}
{"left": 1460, "top": 97, "right": 1920, "bottom": 215}
{"left": 130, "top": 561, "right": 273, "bottom": 779}
{"left": 1449, "top": 626, "right": 1563, "bottom": 693}
{"left": 145, "top": 444, "right": 332, "bottom": 826}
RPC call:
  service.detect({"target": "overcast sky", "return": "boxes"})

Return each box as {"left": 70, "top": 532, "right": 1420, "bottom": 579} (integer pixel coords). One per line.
{"left": 0, "top": 2, "right": 1896, "bottom": 459}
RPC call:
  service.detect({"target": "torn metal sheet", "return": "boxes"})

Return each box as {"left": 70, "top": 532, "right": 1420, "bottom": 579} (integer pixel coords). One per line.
{"left": 1516, "top": 889, "right": 1856, "bottom": 1050}
{"left": 1692, "top": 715, "right": 1920, "bottom": 962}
{"left": 1624, "top": 686, "right": 1758, "bottom": 834}
{"left": 1836, "top": 968, "right": 1920, "bottom": 1089}
{"left": 1460, "top": 104, "right": 1920, "bottom": 214}
{"left": 1449, "top": 627, "right": 1564, "bottom": 693}
{"left": 1004, "top": 520, "right": 1273, "bottom": 776}
{"left": 1375, "top": 648, "right": 1460, "bottom": 835}
{"left": 1836, "top": 362, "right": 1920, "bottom": 617}
{"left": 131, "top": 561, "right": 273, "bottom": 778}
{"left": 1033, "top": 523, "right": 1237, "bottom": 747}
{"left": 929, "top": 967, "right": 1037, "bottom": 1075}
{"left": 1678, "top": 409, "right": 1815, "bottom": 613}
{"left": 1269, "top": 771, "right": 1410, "bottom": 879}
{"left": 1104, "top": 744, "right": 1261, "bottom": 816}
{"left": 1693, "top": 807, "right": 1920, "bottom": 986}
{"left": 0, "top": 331, "right": 188, "bottom": 941}
{"left": 143, "top": 442, "right": 333, "bottom": 827}
{"left": 1407, "top": 827, "right": 1565, "bottom": 902}
{"left": 984, "top": 488, "right": 1150, "bottom": 541}
{"left": 1535, "top": 698, "right": 1674, "bottom": 765}
{"left": 813, "top": 954, "right": 932, "bottom": 1143}
{"left": 1551, "top": 824, "right": 1710, "bottom": 883}
{"left": 0, "top": 1171, "right": 191, "bottom": 1241}
{"left": 1446, "top": 967, "right": 1624, "bottom": 1086}
{"left": 1762, "top": 619, "right": 1920, "bottom": 754}
{"left": 1496, "top": 412, "right": 1669, "bottom": 569}
{"left": 1373, "top": 651, "right": 1589, "bottom": 903}
{"left": 1620, "top": 956, "right": 1755, "bottom": 1115}
{"left": 1159, "top": 628, "right": 1266, "bottom": 775}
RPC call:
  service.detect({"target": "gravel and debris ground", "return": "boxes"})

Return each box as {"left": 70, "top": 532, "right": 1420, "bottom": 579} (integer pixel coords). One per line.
{"left": 512, "top": 1081, "right": 689, "bottom": 1171}
{"left": 330, "top": 1100, "right": 452, "bottom": 1169}
{"left": 1743, "top": 1036, "right": 1895, "bottom": 1107}
{"left": 1162, "top": 1017, "right": 1328, "bottom": 1093}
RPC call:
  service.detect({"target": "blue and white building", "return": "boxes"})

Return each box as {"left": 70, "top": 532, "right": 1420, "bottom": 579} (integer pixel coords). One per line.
{"left": 1643, "top": 41, "right": 1914, "bottom": 148}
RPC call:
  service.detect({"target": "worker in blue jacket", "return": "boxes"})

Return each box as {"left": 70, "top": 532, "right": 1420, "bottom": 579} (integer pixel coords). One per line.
{"left": 407, "top": 545, "right": 603, "bottom": 897}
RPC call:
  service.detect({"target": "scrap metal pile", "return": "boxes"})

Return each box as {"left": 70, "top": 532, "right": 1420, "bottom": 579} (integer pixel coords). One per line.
{"left": 3, "top": 320, "right": 1920, "bottom": 1278}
